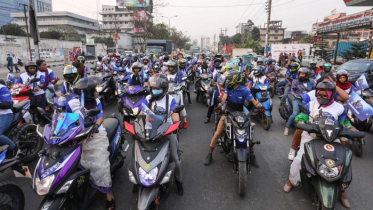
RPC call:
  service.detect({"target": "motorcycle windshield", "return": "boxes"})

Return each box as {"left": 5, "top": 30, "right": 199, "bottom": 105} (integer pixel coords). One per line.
{"left": 126, "top": 85, "right": 143, "bottom": 94}
{"left": 168, "top": 83, "right": 178, "bottom": 93}
{"left": 255, "top": 84, "right": 270, "bottom": 90}
{"left": 134, "top": 114, "right": 168, "bottom": 140}
{"left": 49, "top": 113, "right": 82, "bottom": 144}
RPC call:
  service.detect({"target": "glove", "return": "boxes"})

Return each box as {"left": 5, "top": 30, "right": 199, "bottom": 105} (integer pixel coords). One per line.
{"left": 294, "top": 113, "right": 309, "bottom": 124}
{"left": 91, "top": 124, "right": 99, "bottom": 134}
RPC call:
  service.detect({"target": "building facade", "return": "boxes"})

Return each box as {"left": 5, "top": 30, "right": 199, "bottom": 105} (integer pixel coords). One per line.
{"left": 259, "top": 20, "right": 285, "bottom": 47}
{"left": 201, "top": 36, "right": 210, "bottom": 51}
{"left": 100, "top": 5, "right": 134, "bottom": 34}
{"left": 10, "top": 11, "right": 99, "bottom": 41}
{"left": 35, "top": 0, "right": 52, "bottom": 12}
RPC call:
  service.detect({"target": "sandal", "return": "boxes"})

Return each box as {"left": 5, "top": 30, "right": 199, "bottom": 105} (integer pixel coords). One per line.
{"left": 106, "top": 198, "right": 115, "bottom": 210}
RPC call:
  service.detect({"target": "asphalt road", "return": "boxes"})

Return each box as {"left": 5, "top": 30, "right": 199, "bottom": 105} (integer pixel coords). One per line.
{"left": 1, "top": 88, "right": 373, "bottom": 210}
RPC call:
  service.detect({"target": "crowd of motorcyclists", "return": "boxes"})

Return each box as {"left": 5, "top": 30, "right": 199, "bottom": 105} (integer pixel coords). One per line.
{"left": 0, "top": 49, "right": 371, "bottom": 210}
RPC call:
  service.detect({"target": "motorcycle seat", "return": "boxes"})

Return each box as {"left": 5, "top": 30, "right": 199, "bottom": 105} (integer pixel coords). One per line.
{"left": 12, "top": 100, "right": 29, "bottom": 113}
{"left": 287, "top": 94, "right": 294, "bottom": 102}
{"left": 103, "top": 118, "right": 119, "bottom": 144}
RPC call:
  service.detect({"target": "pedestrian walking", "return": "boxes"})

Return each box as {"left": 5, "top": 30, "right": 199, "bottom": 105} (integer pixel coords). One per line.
{"left": 6, "top": 54, "right": 13, "bottom": 73}
{"left": 12, "top": 54, "right": 20, "bottom": 73}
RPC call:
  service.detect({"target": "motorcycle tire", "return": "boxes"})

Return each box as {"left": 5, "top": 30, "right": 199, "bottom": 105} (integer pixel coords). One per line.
{"left": 315, "top": 196, "right": 333, "bottom": 210}
{"left": 238, "top": 161, "right": 247, "bottom": 197}
{"left": 15, "top": 123, "right": 43, "bottom": 163}
{"left": 270, "top": 87, "right": 275, "bottom": 98}
{"left": 262, "top": 115, "right": 271, "bottom": 130}
{"left": 0, "top": 181, "right": 25, "bottom": 210}
{"left": 278, "top": 106, "right": 288, "bottom": 121}
{"left": 353, "top": 139, "right": 363, "bottom": 157}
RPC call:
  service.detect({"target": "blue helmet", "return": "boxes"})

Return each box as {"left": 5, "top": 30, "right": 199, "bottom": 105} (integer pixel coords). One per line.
{"left": 253, "top": 66, "right": 265, "bottom": 77}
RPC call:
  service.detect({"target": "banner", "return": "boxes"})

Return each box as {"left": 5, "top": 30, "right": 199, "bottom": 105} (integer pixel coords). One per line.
{"left": 63, "top": 48, "right": 69, "bottom": 66}
{"left": 121, "top": 0, "right": 150, "bottom": 7}
{"left": 270, "top": 44, "right": 311, "bottom": 61}
{"left": 347, "top": 91, "right": 373, "bottom": 121}
{"left": 355, "top": 74, "right": 369, "bottom": 90}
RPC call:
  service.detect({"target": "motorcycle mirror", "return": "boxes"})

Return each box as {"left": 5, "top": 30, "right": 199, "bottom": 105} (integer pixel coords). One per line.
{"left": 298, "top": 104, "right": 308, "bottom": 114}
{"left": 30, "top": 78, "right": 40, "bottom": 83}
{"left": 87, "top": 109, "right": 101, "bottom": 117}
{"left": 123, "top": 104, "right": 133, "bottom": 114}
{"left": 172, "top": 105, "right": 185, "bottom": 113}
{"left": 182, "top": 77, "right": 187, "bottom": 81}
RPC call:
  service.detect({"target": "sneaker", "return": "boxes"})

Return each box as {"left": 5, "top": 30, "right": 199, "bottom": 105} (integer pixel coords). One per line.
{"left": 283, "top": 182, "right": 292, "bottom": 193}
{"left": 279, "top": 94, "right": 283, "bottom": 98}
{"left": 284, "top": 127, "right": 289, "bottom": 136}
{"left": 204, "top": 118, "right": 210, "bottom": 124}
{"left": 175, "top": 180, "right": 184, "bottom": 196}
{"left": 288, "top": 148, "right": 296, "bottom": 161}
{"left": 203, "top": 153, "right": 212, "bottom": 165}
{"left": 183, "top": 122, "right": 188, "bottom": 129}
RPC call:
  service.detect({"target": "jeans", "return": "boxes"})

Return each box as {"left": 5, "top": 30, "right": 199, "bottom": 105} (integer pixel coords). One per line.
{"left": 14, "top": 64, "right": 20, "bottom": 72}
{"left": 275, "top": 80, "right": 287, "bottom": 95}
{"left": 0, "top": 114, "right": 15, "bottom": 150}
{"left": 286, "top": 98, "right": 302, "bottom": 128}
{"left": 280, "top": 84, "right": 291, "bottom": 104}
{"left": 7, "top": 63, "right": 13, "bottom": 72}
{"left": 30, "top": 93, "right": 46, "bottom": 123}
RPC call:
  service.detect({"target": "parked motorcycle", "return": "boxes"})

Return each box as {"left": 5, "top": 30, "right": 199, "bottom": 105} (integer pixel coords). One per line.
{"left": 252, "top": 84, "right": 273, "bottom": 130}
{"left": 218, "top": 107, "right": 260, "bottom": 197}
{"left": 295, "top": 104, "right": 365, "bottom": 209}
{"left": 33, "top": 95, "right": 128, "bottom": 209}
{"left": 123, "top": 104, "right": 184, "bottom": 210}
{"left": 117, "top": 83, "right": 148, "bottom": 123}
{"left": 196, "top": 73, "right": 212, "bottom": 106}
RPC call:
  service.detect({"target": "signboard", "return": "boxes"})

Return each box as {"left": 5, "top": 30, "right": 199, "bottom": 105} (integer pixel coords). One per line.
{"left": 316, "top": 9, "right": 373, "bottom": 34}
{"left": 118, "top": 0, "right": 150, "bottom": 7}
{"left": 270, "top": 44, "right": 311, "bottom": 61}
{"left": 63, "top": 48, "right": 69, "bottom": 66}
{"left": 133, "top": 10, "right": 147, "bottom": 33}
{"left": 344, "top": 0, "right": 373, "bottom": 6}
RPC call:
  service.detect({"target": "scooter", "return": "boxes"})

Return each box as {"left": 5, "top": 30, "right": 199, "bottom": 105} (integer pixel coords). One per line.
{"left": 94, "top": 73, "right": 116, "bottom": 108}
{"left": 252, "top": 84, "right": 273, "bottom": 130}
{"left": 123, "top": 104, "right": 184, "bottom": 210}
{"left": 33, "top": 93, "right": 128, "bottom": 210}
{"left": 117, "top": 83, "right": 148, "bottom": 123}
{"left": 196, "top": 73, "right": 212, "bottom": 106}
{"left": 296, "top": 104, "right": 365, "bottom": 209}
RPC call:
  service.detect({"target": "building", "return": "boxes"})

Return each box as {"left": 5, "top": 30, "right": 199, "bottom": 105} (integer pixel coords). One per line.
{"left": 0, "top": 0, "right": 52, "bottom": 27}
{"left": 200, "top": 36, "right": 211, "bottom": 51}
{"left": 10, "top": 11, "right": 99, "bottom": 41}
{"left": 100, "top": 5, "right": 134, "bottom": 34}
{"left": 259, "top": 20, "right": 285, "bottom": 47}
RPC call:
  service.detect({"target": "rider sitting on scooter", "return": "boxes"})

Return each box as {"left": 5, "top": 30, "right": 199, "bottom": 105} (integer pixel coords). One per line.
{"left": 0, "top": 79, "right": 16, "bottom": 158}
{"left": 277, "top": 62, "right": 299, "bottom": 105}
{"left": 179, "top": 59, "right": 192, "bottom": 104}
{"left": 77, "top": 56, "right": 90, "bottom": 77}
{"left": 96, "top": 56, "right": 117, "bottom": 98}
{"left": 283, "top": 81, "right": 352, "bottom": 209}
{"left": 126, "top": 62, "right": 148, "bottom": 87}
{"left": 317, "top": 63, "right": 336, "bottom": 82}
{"left": 247, "top": 66, "right": 268, "bottom": 89}
{"left": 67, "top": 77, "right": 116, "bottom": 210}
{"left": 283, "top": 68, "right": 316, "bottom": 136}
{"left": 142, "top": 73, "right": 184, "bottom": 196}
{"left": 60, "top": 65, "right": 80, "bottom": 96}
{"left": 336, "top": 70, "right": 358, "bottom": 96}
{"left": 309, "top": 61, "right": 317, "bottom": 76}
{"left": 204, "top": 70, "right": 262, "bottom": 166}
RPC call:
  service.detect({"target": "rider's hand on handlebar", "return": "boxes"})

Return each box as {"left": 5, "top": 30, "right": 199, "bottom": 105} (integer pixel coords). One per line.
{"left": 33, "top": 86, "right": 39, "bottom": 92}
{"left": 255, "top": 102, "right": 262, "bottom": 108}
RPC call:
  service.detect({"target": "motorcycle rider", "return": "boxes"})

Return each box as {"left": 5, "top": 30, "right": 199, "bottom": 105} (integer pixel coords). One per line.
{"left": 195, "top": 60, "right": 211, "bottom": 94}
{"left": 255, "top": 57, "right": 264, "bottom": 67}
{"left": 60, "top": 65, "right": 80, "bottom": 96}
{"left": 142, "top": 73, "right": 184, "bottom": 196}
{"left": 309, "top": 61, "right": 317, "bottom": 75}
{"left": 67, "top": 77, "right": 115, "bottom": 210}
{"left": 283, "top": 68, "right": 316, "bottom": 136}
{"left": 0, "top": 79, "right": 16, "bottom": 158}
{"left": 336, "top": 70, "right": 357, "bottom": 95}
{"left": 126, "top": 62, "right": 148, "bottom": 87}
{"left": 97, "top": 56, "right": 117, "bottom": 98}
{"left": 317, "top": 63, "right": 336, "bottom": 81}
{"left": 36, "top": 60, "right": 59, "bottom": 91}
{"left": 204, "top": 70, "right": 262, "bottom": 165}
{"left": 247, "top": 66, "right": 268, "bottom": 89}
{"left": 141, "top": 56, "right": 153, "bottom": 78}
{"left": 77, "top": 56, "right": 90, "bottom": 76}
{"left": 283, "top": 81, "right": 352, "bottom": 209}
{"left": 277, "top": 62, "right": 299, "bottom": 104}
{"left": 179, "top": 59, "right": 191, "bottom": 104}
{"left": 166, "top": 60, "right": 188, "bottom": 129}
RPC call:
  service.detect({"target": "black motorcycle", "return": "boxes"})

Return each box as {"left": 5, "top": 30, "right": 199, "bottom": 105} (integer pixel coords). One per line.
{"left": 295, "top": 104, "right": 365, "bottom": 209}
{"left": 218, "top": 107, "right": 260, "bottom": 197}
{"left": 94, "top": 73, "right": 116, "bottom": 108}
{"left": 195, "top": 73, "right": 212, "bottom": 106}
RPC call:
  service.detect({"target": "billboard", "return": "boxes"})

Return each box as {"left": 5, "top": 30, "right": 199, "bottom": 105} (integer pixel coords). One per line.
{"left": 344, "top": 0, "right": 373, "bottom": 6}
{"left": 270, "top": 44, "right": 311, "bottom": 61}
{"left": 117, "top": 0, "right": 150, "bottom": 7}
{"left": 316, "top": 9, "right": 373, "bottom": 34}
{"left": 133, "top": 10, "right": 147, "bottom": 33}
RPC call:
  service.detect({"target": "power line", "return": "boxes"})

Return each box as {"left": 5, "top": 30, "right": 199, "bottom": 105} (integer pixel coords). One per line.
{"left": 229, "top": 0, "right": 257, "bottom": 29}
{"left": 165, "top": 3, "right": 262, "bottom": 8}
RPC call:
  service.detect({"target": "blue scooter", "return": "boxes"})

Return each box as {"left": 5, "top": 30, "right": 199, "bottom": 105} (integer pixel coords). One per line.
{"left": 253, "top": 84, "right": 273, "bottom": 130}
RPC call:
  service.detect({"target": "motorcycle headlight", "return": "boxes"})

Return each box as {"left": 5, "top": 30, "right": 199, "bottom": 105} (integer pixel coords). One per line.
{"left": 235, "top": 129, "right": 247, "bottom": 142}
{"left": 139, "top": 167, "right": 158, "bottom": 186}
{"left": 318, "top": 161, "right": 340, "bottom": 179}
{"left": 96, "top": 86, "right": 103, "bottom": 92}
{"left": 56, "top": 180, "right": 73, "bottom": 194}
{"left": 35, "top": 174, "right": 55, "bottom": 195}
{"left": 128, "top": 170, "right": 138, "bottom": 184}
{"left": 132, "top": 107, "right": 139, "bottom": 115}
{"left": 160, "top": 170, "right": 172, "bottom": 185}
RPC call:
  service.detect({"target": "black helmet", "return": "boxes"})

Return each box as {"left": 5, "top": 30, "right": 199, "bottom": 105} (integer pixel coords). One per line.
{"left": 97, "top": 55, "right": 103, "bottom": 61}
{"left": 289, "top": 63, "right": 299, "bottom": 72}
{"left": 163, "top": 55, "right": 170, "bottom": 62}
{"left": 298, "top": 67, "right": 311, "bottom": 81}
{"left": 315, "top": 81, "right": 336, "bottom": 106}
{"left": 226, "top": 70, "right": 242, "bottom": 90}
{"left": 73, "top": 76, "right": 101, "bottom": 99}
{"left": 132, "top": 62, "right": 143, "bottom": 75}
{"left": 148, "top": 73, "right": 169, "bottom": 100}
{"left": 167, "top": 60, "right": 178, "bottom": 74}
{"left": 202, "top": 60, "right": 209, "bottom": 69}
{"left": 214, "top": 58, "right": 222, "bottom": 68}
{"left": 25, "top": 61, "right": 38, "bottom": 73}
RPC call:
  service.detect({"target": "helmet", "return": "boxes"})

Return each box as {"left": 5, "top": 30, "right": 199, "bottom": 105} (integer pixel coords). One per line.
{"left": 202, "top": 60, "right": 209, "bottom": 69}
{"left": 142, "top": 56, "right": 149, "bottom": 63}
{"left": 167, "top": 60, "right": 178, "bottom": 74}
{"left": 323, "top": 63, "right": 332, "bottom": 72}
{"left": 310, "top": 60, "right": 317, "bottom": 65}
{"left": 73, "top": 76, "right": 101, "bottom": 99}
{"left": 97, "top": 55, "right": 103, "bottom": 61}
{"left": 63, "top": 65, "right": 79, "bottom": 85}
{"left": 163, "top": 55, "right": 170, "bottom": 62}
{"left": 197, "top": 59, "right": 203, "bottom": 65}
{"left": 132, "top": 62, "right": 143, "bottom": 75}
{"left": 289, "top": 63, "right": 299, "bottom": 72}
{"left": 315, "top": 81, "right": 336, "bottom": 106}
{"left": 336, "top": 69, "right": 348, "bottom": 81}
{"left": 77, "top": 56, "right": 85, "bottom": 62}
{"left": 226, "top": 70, "right": 242, "bottom": 90}
{"left": 148, "top": 73, "right": 169, "bottom": 100}
{"left": 214, "top": 58, "right": 222, "bottom": 68}
{"left": 252, "top": 66, "right": 265, "bottom": 77}
{"left": 25, "top": 61, "right": 37, "bottom": 73}
{"left": 178, "top": 58, "right": 186, "bottom": 66}
{"left": 267, "top": 58, "right": 273, "bottom": 65}
{"left": 298, "top": 67, "right": 311, "bottom": 81}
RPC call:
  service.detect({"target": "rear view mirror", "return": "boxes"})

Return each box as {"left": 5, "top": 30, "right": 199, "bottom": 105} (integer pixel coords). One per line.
{"left": 87, "top": 109, "right": 101, "bottom": 117}
{"left": 172, "top": 105, "right": 185, "bottom": 113}
{"left": 30, "top": 78, "right": 40, "bottom": 83}
{"left": 299, "top": 104, "right": 308, "bottom": 114}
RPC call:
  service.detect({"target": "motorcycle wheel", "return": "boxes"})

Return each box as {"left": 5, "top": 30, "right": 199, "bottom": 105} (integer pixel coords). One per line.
{"left": 262, "top": 115, "right": 271, "bottom": 130}
{"left": 238, "top": 161, "right": 247, "bottom": 197}
{"left": 353, "top": 139, "right": 363, "bottom": 157}
{"left": 270, "top": 87, "right": 275, "bottom": 98}
{"left": 15, "top": 124, "right": 43, "bottom": 163}
{"left": 0, "top": 181, "right": 25, "bottom": 210}
{"left": 315, "top": 196, "right": 332, "bottom": 210}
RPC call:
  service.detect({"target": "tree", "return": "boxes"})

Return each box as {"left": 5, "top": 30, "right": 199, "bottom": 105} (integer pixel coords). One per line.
{"left": 92, "top": 36, "right": 115, "bottom": 53}
{"left": 40, "top": 30, "right": 62, "bottom": 40}
{"left": 149, "top": 23, "right": 169, "bottom": 39}
{"left": 301, "top": 34, "right": 312, "bottom": 43}
{"left": 229, "top": 33, "right": 242, "bottom": 45}
{"left": 47, "top": 25, "right": 80, "bottom": 41}
{"left": 341, "top": 43, "right": 366, "bottom": 61}
{"left": 0, "top": 23, "right": 27, "bottom": 37}
{"left": 251, "top": 27, "right": 260, "bottom": 41}
{"left": 242, "top": 40, "right": 262, "bottom": 54}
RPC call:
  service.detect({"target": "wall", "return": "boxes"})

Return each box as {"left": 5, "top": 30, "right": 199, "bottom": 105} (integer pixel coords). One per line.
{"left": 0, "top": 35, "right": 82, "bottom": 66}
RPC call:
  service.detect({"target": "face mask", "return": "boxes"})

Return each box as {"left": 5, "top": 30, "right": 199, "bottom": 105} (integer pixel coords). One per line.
{"left": 152, "top": 89, "right": 163, "bottom": 95}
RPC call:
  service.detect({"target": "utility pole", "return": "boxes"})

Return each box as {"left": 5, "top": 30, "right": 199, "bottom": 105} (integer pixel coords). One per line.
{"left": 213, "top": 34, "right": 216, "bottom": 53}
{"left": 224, "top": 28, "right": 227, "bottom": 54}
{"left": 20, "top": 3, "right": 32, "bottom": 61}
{"left": 264, "top": 0, "right": 272, "bottom": 57}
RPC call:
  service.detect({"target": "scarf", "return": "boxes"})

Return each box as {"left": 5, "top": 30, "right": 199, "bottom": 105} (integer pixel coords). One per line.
{"left": 336, "top": 75, "right": 352, "bottom": 90}
{"left": 39, "top": 68, "right": 49, "bottom": 90}
{"left": 317, "top": 89, "right": 334, "bottom": 108}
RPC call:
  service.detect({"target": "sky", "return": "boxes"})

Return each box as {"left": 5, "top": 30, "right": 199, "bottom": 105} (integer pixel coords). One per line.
{"left": 53, "top": 0, "right": 373, "bottom": 42}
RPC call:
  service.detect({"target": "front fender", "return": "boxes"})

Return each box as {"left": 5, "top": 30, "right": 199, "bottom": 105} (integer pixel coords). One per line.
{"left": 313, "top": 177, "right": 338, "bottom": 209}
{"left": 137, "top": 187, "right": 159, "bottom": 210}
{"left": 39, "top": 194, "right": 71, "bottom": 210}
{"left": 236, "top": 148, "right": 248, "bottom": 162}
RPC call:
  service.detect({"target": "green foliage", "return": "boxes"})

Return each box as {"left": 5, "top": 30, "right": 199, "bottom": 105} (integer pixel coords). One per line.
{"left": 341, "top": 43, "right": 366, "bottom": 61}
{"left": 0, "top": 23, "right": 27, "bottom": 37}
{"left": 47, "top": 25, "right": 80, "bottom": 41}
{"left": 242, "top": 40, "right": 262, "bottom": 54}
{"left": 251, "top": 27, "right": 260, "bottom": 41}
{"left": 149, "top": 23, "right": 169, "bottom": 39}
{"left": 301, "top": 34, "right": 312, "bottom": 43}
{"left": 40, "top": 30, "right": 62, "bottom": 39}
{"left": 229, "top": 33, "right": 242, "bottom": 45}
{"left": 92, "top": 36, "right": 115, "bottom": 48}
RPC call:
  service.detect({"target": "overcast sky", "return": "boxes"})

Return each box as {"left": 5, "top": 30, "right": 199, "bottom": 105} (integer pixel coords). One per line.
{"left": 54, "top": 0, "right": 372, "bottom": 42}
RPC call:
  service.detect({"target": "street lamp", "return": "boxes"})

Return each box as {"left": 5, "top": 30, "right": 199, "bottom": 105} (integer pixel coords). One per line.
{"left": 161, "top": 15, "right": 178, "bottom": 34}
